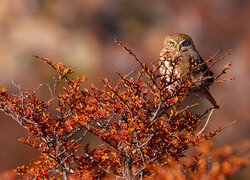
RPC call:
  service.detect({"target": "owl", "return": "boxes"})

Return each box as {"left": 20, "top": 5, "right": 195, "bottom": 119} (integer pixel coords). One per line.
{"left": 159, "top": 33, "right": 220, "bottom": 109}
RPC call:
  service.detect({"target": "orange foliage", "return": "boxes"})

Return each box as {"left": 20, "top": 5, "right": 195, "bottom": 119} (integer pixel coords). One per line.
{"left": 0, "top": 40, "right": 248, "bottom": 179}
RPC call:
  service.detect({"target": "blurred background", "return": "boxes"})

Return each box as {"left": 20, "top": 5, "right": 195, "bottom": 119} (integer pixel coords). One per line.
{"left": 0, "top": 0, "right": 249, "bottom": 178}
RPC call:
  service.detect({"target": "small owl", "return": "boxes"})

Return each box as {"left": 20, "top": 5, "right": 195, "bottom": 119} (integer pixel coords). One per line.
{"left": 159, "top": 33, "right": 219, "bottom": 109}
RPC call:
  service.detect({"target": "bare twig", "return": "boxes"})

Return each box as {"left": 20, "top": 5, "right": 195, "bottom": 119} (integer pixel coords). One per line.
{"left": 198, "top": 109, "right": 214, "bottom": 135}
{"left": 221, "top": 120, "right": 237, "bottom": 131}
{"left": 11, "top": 80, "right": 22, "bottom": 90}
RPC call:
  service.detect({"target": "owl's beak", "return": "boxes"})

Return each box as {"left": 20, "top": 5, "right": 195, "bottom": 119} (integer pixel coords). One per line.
{"left": 176, "top": 44, "right": 181, "bottom": 52}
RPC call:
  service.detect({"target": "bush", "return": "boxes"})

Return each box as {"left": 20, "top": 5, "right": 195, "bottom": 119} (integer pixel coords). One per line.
{"left": 0, "top": 40, "right": 248, "bottom": 179}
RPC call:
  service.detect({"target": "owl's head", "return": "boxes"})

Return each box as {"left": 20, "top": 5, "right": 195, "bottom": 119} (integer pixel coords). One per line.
{"left": 163, "top": 33, "right": 195, "bottom": 52}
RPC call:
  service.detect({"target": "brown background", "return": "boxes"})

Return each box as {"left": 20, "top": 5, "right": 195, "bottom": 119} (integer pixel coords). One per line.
{"left": 0, "top": 0, "right": 249, "bottom": 178}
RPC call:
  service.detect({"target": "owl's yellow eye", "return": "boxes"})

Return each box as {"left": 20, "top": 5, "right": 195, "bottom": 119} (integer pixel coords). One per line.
{"left": 182, "top": 40, "right": 191, "bottom": 47}
{"left": 169, "top": 41, "right": 175, "bottom": 47}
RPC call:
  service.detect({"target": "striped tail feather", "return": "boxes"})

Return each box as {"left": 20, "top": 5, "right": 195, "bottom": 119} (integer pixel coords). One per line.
{"left": 202, "top": 88, "right": 220, "bottom": 109}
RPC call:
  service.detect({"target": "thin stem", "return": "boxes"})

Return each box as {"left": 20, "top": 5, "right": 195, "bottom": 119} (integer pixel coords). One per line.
{"left": 198, "top": 109, "right": 214, "bottom": 135}
{"left": 62, "top": 170, "right": 68, "bottom": 180}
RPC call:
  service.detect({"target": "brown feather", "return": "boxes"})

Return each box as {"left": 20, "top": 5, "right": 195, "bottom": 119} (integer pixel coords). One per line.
{"left": 202, "top": 88, "right": 220, "bottom": 109}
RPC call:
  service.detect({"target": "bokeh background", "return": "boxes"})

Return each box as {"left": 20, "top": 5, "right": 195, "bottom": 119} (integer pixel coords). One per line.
{"left": 0, "top": 0, "right": 249, "bottom": 178}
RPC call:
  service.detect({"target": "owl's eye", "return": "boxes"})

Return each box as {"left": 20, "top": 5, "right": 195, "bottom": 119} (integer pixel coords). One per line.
{"left": 182, "top": 40, "right": 191, "bottom": 47}
{"left": 169, "top": 41, "right": 175, "bottom": 47}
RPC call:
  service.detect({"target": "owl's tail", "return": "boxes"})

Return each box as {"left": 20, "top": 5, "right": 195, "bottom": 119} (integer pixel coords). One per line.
{"left": 202, "top": 88, "right": 220, "bottom": 109}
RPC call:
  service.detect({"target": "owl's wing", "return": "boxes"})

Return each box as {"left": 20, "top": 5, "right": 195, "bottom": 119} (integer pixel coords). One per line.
{"left": 198, "top": 57, "right": 214, "bottom": 85}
